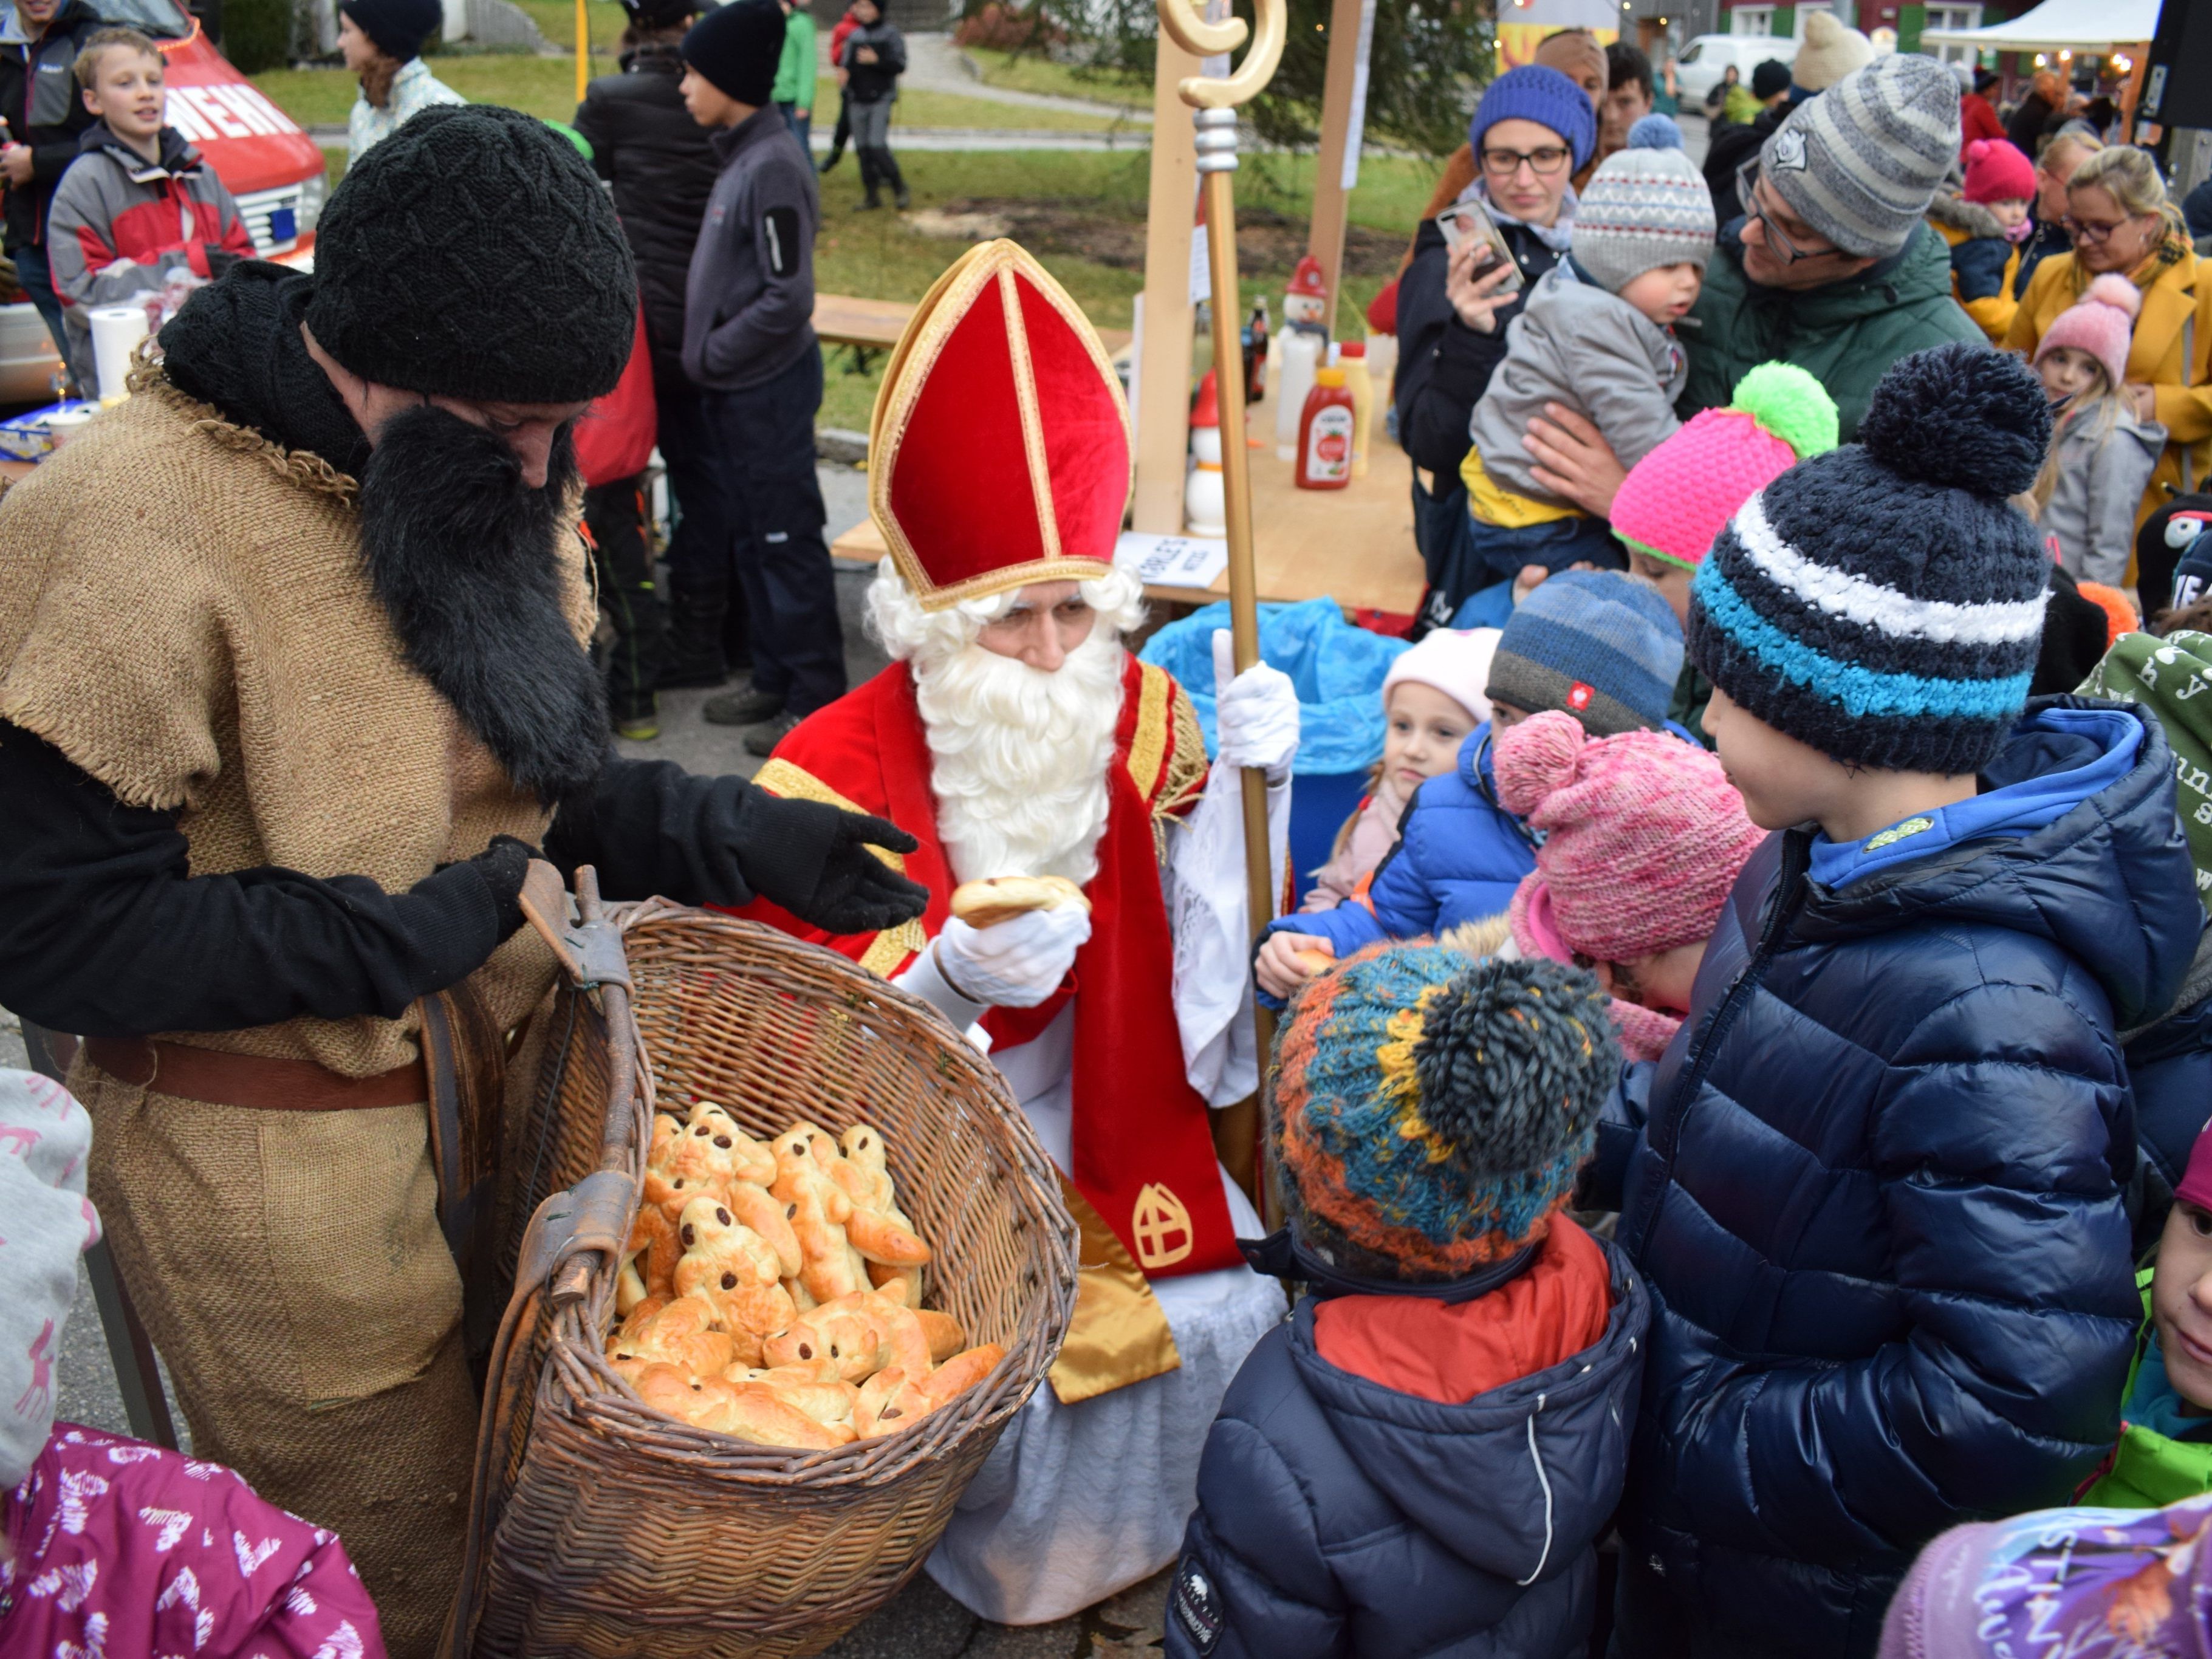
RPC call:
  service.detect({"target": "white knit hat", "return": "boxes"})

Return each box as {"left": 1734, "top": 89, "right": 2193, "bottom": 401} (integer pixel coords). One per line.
{"left": 1384, "top": 628, "right": 1500, "bottom": 726}
{"left": 1790, "top": 10, "right": 1874, "bottom": 94}
{"left": 1573, "top": 140, "right": 1718, "bottom": 295}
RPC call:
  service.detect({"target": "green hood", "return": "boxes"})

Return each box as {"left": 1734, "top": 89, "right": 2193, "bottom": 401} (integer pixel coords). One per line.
{"left": 1677, "top": 221, "right": 1982, "bottom": 441}
{"left": 2083, "top": 1272, "right": 2212, "bottom": 1510}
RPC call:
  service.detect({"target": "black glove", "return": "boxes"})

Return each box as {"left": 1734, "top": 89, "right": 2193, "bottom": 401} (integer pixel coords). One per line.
{"left": 738, "top": 793, "right": 928, "bottom": 936}
{"left": 447, "top": 833, "right": 537, "bottom": 940}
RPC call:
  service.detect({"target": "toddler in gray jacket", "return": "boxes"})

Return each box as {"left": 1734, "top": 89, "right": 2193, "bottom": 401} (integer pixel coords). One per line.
{"left": 1461, "top": 126, "right": 1715, "bottom": 598}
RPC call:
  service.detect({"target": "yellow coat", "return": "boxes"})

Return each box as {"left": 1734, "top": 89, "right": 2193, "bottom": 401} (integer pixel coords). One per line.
{"left": 2006, "top": 247, "right": 2212, "bottom": 536}
{"left": 1928, "top": 197, "right": 2020, "bottom": 344}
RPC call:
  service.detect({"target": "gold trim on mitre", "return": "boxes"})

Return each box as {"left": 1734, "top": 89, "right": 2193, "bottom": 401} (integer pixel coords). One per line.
{"left": 867, "top": 239, "right": 1134, "bottom": 612}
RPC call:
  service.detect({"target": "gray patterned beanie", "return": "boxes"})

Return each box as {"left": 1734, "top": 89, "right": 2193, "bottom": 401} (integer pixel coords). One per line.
{"left": 1572, "top": 139, "right": 1717, "bottom": 295}
{"left": 1758, "top": 54, "right": 1959, "bottom": 259}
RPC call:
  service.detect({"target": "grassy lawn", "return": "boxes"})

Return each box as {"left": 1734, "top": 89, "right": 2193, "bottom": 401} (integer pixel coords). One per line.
{"left": 960, "top": 46, "right": 1146, "bottom": 111}
{"left": 258, "top": 56, "right": 1120, "bottom": 130}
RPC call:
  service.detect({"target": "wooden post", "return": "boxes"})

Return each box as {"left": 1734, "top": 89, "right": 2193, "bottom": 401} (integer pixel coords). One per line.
{"left": 575, "top": 0, "right": 590, "bottom": 103}
{"left": 1306, "top": 0, "right": 1368, "bottom": 341}
{"left": 1130, "top": 30, "right": 1207, "bottom": 535}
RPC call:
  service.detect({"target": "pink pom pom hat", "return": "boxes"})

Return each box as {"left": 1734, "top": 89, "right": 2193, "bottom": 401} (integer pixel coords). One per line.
{"left": 1608, "top": 361, "right": 1839, "bottom": 572}
{"left": 2034, "top": 273, "right": 2143, "bottom": 397}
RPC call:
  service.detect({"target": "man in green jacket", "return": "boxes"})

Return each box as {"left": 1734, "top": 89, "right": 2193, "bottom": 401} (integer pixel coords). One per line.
{"left": 773, "top": 0, "right": 815, "bottom": 151}
{"left": 1525, "top": 52, "right": 1980, "bottom": 742}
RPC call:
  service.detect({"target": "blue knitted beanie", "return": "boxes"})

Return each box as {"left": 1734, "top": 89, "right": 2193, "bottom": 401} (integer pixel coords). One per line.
{"left": 1468, "top": 65, "right": 1597, "bottom": 173}
{"left": 1485, "top": 569, "right": 1685, "bottom": 735}
{"left": 1273, "top": 943, "right": 1615, "bottom": 1278}
{"left": 1688, "top": 343, "right": 2053, "bottom": 776}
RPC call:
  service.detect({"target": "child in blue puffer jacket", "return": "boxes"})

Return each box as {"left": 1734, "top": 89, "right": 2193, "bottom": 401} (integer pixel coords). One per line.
{"left": 1166, "top": 943, "right": 1648, "bottom": 1659}
{"left": 1256, "top": 568, "right": 1682, "bottom": 1005}
{"left": 1602, "top": 343, "right": 2203, "bottom": 1659}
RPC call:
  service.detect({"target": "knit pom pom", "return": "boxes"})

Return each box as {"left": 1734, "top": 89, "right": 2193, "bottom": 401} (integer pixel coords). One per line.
{"left": 1729, "top": 361, "right": 1839, "bottom": 462}
{"left": 1626, "top": 112, "right": 1685, "bottom": 151}
{"left": 2082, "top": 272, "right": 2145, "bottom": 321}
{"left": 1855, "top": 341, "right": 2052, "bottom": 499}
{"left": 1491, "top": 709, "right": 1587, "bottom": 818}
{"left": 1411, "top": 957, "right": 1617, "bottom": 1181}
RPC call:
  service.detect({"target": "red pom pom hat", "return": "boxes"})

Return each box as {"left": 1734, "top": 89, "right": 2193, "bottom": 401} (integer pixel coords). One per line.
{"left": 868, "top": 239, "right": 1132, "bottom": 611}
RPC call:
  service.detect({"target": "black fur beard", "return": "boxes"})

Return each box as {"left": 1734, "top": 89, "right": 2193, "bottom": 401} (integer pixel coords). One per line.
{"left": 357, "top": 404, "right": 609, "bottom": 804}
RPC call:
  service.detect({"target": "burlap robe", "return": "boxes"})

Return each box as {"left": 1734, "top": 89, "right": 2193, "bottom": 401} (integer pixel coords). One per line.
{"left": 0, "top": 374, "right": 594, "bottom": 1659}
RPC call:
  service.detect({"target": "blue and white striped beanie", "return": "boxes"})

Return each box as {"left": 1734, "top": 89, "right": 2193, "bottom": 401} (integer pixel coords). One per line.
{"left": 1686, "top": 343, "right": 2053, "bottom": 776}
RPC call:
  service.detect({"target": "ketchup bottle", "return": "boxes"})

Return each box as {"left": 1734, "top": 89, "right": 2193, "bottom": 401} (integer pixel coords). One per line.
{"left": 1295, "top": 366, "right": 1355, "bottom": 491}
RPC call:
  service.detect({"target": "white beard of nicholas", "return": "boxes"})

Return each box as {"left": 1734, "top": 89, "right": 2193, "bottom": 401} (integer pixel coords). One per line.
{"left": 911, "top": 632, "right": 1127, "bottom": 889}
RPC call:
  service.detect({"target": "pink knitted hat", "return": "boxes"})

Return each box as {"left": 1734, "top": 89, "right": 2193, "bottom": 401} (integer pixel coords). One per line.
{"left": 1961, "top": 137, "right": 2035, "bottom": 205}
{"left": 2177, "top": 1115, "right": 2212, "bottom": 1214}
{"left": 2035, "top": 273, "right": 2142, "bottom": 397}
{"left": 1495, "top": 710, "right": 1768, "bottom": 964}
{"left": 1608, "top": 362, "right": 1838, "bottom": 572}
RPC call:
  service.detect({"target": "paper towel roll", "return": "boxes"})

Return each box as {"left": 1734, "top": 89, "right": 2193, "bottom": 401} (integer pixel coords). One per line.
{"left": 89, "top": 304, "right": 151, "bottom": 403}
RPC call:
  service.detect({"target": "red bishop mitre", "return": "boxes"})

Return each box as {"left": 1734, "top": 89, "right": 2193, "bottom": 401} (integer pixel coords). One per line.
{"left": 868, "top": 239, "right": 1132, "bottom": 611}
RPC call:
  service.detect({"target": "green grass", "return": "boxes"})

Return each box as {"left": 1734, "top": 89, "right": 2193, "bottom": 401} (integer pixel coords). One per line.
{"left": 258, "top": 57, "right": 1121, "bottom": 129}
{"left": 500, "top": 0, "right": 627, "bottom": 49}
{"left": 960, "top": 46, "right": 1146, "bottom": 111}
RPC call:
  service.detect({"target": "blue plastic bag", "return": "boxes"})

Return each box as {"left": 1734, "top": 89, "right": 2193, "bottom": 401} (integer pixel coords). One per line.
{"left": 1137, "top": 598, "right": 1408, "bottom": 777}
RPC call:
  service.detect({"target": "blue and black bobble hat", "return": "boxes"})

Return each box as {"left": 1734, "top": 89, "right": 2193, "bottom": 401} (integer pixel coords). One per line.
{"left": 1686, "top": 343, "right": 2053, "bottom": 777}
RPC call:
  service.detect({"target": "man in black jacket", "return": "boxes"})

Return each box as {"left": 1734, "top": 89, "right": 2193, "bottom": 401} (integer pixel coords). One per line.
{"left": 576, "top": 0, "right": 752, "bottom": 695}
{"left": 0, "top": 107, "right": 922, "bottom": 1659}
{"left": 840, "top": 0, "right": 905, "bottom": 210}
{"left": 0, "top": 0, "right": 104, "bottom": 369}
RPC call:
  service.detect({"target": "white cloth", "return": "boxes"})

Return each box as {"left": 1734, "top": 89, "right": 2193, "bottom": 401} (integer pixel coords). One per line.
{"left": 925, "top": 1005, "right": 1286, "bottom": 1624}
{"left": 1169, "top": 761, "right": 1291, "bottom": 1109}
{"left": 933, "top": 906, "right": 1092, "bottom": 1009}
{"left": 347, "top": 58, "right": 466, "bottom": 163}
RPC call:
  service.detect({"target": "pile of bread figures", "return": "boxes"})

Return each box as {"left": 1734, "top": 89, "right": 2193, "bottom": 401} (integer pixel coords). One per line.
{"left": 608, "top": 1101, "right": 1002, "bottom": 1451}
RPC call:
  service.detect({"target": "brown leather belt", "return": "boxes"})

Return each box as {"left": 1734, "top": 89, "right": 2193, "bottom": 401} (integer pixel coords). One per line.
{"left": 81, "top": 1036, "right": 429, "bottom": 1111}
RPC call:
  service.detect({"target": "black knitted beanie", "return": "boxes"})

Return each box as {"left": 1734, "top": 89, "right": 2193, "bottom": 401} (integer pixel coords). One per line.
{"left": 1686, "top": 343, "right": 2055, "bottom": 776}
{"left": 338, "top": 0, "right": 441, "bottom": 62}
{"left": 304, "top": 105, "right": 638, "bottom": 405}
{"left": 682, "top": 0, "right": 786, "bottom": 108}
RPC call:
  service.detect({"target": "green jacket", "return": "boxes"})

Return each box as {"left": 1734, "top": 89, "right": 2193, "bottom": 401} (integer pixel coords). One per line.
{"left": 1678, "top": 222, "right": 1984, "bottom": 441}
{"left": 2083, "top": 1272, "right": 2212, "bottom": 1509}
{"left": 773, "top": 8, "right": 817, "bottom": 107}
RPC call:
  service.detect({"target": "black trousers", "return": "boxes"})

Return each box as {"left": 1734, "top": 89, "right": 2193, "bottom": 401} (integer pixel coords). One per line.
{"left": 699, "top": 343, "right": 846, "bottom": 717}
{"left": 652, "top": 354, "right": 750, "bottom": 665}
{"left": 582, "top": 471, "right": 666, "bottom": 719}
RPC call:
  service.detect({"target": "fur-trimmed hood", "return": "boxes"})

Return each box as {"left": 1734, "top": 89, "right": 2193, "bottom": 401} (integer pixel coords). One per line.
{"left": 1927, "top": 191, "right": 2010, "bottom": 243}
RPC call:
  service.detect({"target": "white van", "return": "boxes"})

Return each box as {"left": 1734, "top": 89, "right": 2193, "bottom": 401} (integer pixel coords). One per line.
{"left": 1674, "top": 33, "right": 1800, "bottom": 106}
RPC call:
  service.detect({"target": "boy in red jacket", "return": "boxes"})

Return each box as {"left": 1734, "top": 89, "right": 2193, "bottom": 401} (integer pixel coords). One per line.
{"left": 47, "top": 26, "right": 251, "bottom": 392}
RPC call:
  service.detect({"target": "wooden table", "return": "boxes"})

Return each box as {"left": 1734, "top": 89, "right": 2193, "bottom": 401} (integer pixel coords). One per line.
{"left": 813, "top": 292, "right": 1131, "bottom": 359}
{"left": 830, "top": 403, "right": 1425, "bottom": 617}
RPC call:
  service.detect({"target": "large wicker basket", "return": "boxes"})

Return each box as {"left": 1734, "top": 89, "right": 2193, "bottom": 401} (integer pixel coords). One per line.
{"left": 451, "top": 890, "right": 1079, "bottom": 1658}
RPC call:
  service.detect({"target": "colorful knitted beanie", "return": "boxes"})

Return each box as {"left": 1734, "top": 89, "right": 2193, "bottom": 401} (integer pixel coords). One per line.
{"left": 1688, "top": 342, "right": 2053, "bottom": 776}
{"left": 2035, "top": 273, "right": 2142, "bottom": 397}
{"left": 1611, "top": 362, "right": 1839, "bottom": 572}
{"left": 1572, "top": 140, "right": 1717, "bottom": 296}
{"left": 1272, "top": 943, "right": 1616, "bottom": 1279}
{"left": 1487, "top": 569, "right": 1684, "bottom": 736}
{"left": 1495, "top": 710, "right": 1768, "bottom": 963}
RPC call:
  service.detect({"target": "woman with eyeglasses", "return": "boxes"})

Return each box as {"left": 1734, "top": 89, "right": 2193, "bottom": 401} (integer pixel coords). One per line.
{"left": 2007, "top": 145, "right": 2212, "bottom": 554}
{"left": 1390, "top": 63, "right": 1594, "bottom": 631}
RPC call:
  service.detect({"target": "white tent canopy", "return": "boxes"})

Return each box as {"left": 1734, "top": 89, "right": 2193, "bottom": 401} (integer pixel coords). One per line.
{"left": 1918, "top": 0, "right": 2160, "bottom": 52}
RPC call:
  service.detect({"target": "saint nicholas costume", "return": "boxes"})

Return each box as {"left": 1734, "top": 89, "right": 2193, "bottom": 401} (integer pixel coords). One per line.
{"left": 733, "top": 240, "right": 1292, "bottom": 1624}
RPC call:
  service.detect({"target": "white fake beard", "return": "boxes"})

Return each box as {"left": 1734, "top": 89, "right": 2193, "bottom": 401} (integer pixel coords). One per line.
{"left": 912, "top": 633, "right": 1127, "bottom": 888}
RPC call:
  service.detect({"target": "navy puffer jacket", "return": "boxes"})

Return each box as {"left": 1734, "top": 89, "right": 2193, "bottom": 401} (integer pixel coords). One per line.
{"left": 1165, "top": 1236, "right": 1649, "bottom": 1659}
{"left": 1612, "top": 698, "right": 2200, "bottom": 1658}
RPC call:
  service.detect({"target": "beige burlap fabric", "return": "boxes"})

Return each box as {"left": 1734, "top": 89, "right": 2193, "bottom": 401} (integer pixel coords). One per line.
{"left": 0, "top": 376, "right": 601, "bottom": 1657}
{"left": 75, "top": 1059, "right": 477, "bottom": 1658}
{"left": 0, "top": 371, "right": 594, "bottom": 1075}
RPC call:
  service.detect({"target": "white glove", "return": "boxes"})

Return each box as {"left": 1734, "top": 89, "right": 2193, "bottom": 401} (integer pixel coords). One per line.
{"left": 1211, "top": 629, "right": 1300, "bottom": 781}
{"left": 931, "top": 904, "right": 1092, "bottom": 1008}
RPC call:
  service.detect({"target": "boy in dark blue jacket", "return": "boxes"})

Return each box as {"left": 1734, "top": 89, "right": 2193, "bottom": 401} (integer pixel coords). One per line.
{"left": 1168, "top": 943, "right": 1649, "bottom": 1659}
{"left": 1256, "top": 569, "right": 1682, "bottom": 1004}
{"left": 1601, "top": 344, "right": 2203, "bottom": 1658}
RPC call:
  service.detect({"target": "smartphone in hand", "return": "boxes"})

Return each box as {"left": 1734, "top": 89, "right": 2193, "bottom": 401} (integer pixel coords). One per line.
{"left": 1434, "top": 199, "right": 1524, "bottom": 294}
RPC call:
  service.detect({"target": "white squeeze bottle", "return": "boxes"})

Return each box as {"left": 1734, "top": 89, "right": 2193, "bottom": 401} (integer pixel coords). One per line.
{"left": 1274, "top": 330, "right": 1322, "bottom": 461}
{"left": 1338, "top": 340, "right": 1374, "bottom": 478}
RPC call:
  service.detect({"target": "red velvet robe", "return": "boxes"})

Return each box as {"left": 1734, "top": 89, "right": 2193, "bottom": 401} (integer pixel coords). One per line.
{"left": 725, "top": 654, "right": 1241, "bottom": 1278}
